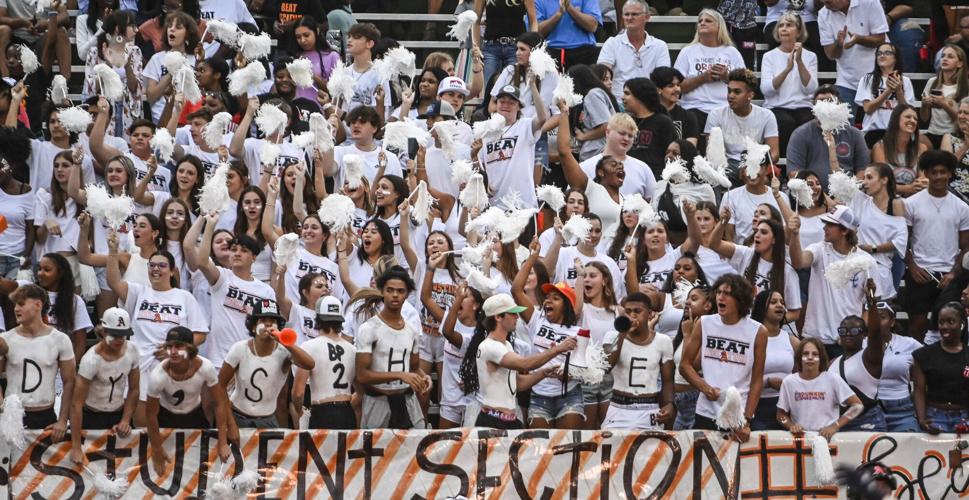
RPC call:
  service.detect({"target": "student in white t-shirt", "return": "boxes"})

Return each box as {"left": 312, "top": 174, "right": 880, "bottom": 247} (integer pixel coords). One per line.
{"left": 70, "top": 308, "right": 139, "bottom": 465}
{"left": 0, "top": 285, "right": 75, "bottom": 438}
{"left": 473, "top": 82, "right": 549, "bottom": 208}
{"left": 229, "top": 98, "right": 312, "bottom": 187}
{"left": 355, "top": 266, "right": 432, "bottom": 429}
{"left": 326, "top": 107, "right": 403, "bottom": 190}
{"left": 577, "top": 112, "right": 657, "bottom": 204}
{"left": 921, "top": 45, "right": 967, "bottom": 149}
{"left": 672, "top": 9, "right": 746, "bottom": 130}
{"left": 719, "top": 160, "right": 790, "bottom": 244}
{"left": 142, "top": 12, "right": 199, "bottom": 122}
{"left": 341, "top": 23, "right": 392, "bottom": 117}
{"left": 460, "top": 293, "right": 576, "bottom": 429}
{"left": 293, "top": 296, "right": 358, "bottom": 429}
{"left": 90, "top": 98, "right": 168, "bottom": 194}
{"left": 219, "top": 300, "right": 314, "bottom": 432}
{"left": 818, "top": 0, "right": 889, "bottom": 108}
{"left": 146, "top": 326, "right": 230, "bottom": 475}
{"left": 545, "top": 214, "right": 625, "bottom": 301}
{"left": 777, "top": 338, "right": 863, "bottom": 439}
{"left": 436, "top": 283, "right": 484, "bottom": 428}
{"left": 704, "top": 69, "right": 780, "bottom": 171}
{"left": 855, "top": 42, "right": 913, "bottom": 145}
{"left": 603, "top": 292, "right": 675, "bottom": 430}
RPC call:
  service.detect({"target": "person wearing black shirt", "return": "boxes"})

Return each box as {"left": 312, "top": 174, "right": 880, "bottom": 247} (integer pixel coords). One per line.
{"left": 650, "top": 66, "right": 698, "bottom": 145}
{"left": 472, "top": 0, "right": 538, "bottom": 86}
{"left": 622, "top": 77, "right": 675, "bottom": 179}
{"left": 913, "top": 301, "right": 969, "bottom": 433}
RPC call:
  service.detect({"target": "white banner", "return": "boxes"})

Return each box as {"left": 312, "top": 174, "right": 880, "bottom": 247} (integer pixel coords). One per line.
{"left": 6, "top": 429, "right": 969, "bottom": 498}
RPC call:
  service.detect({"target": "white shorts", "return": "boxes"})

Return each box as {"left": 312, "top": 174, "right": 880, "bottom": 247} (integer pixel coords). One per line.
{"left": 602, "top": 402, "right": 662, "bottom": 430}
{"left": 419, "top": 334, "right": 445, "bottom": 364}
{"left": 439, "top": 403, "right": 465, "bottom": 424}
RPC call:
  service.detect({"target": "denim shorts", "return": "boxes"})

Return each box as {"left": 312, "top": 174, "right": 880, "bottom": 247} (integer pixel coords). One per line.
{"left": 882, "top": 397, "right": 920, "bottom": 433}
{"left": 926, "top": 406, "right": 969, "bottom": 433}
{"left": 673, "top": 390, "right": 699, "bottom": 430}
{"left": 529, "top": 385, "right": 585, "bottom": 423}
{"left": 582, "top": 373, "right": 613, "bottom": 406}
{"left": 841, "top": 404, "right": 887, "bottom": 432}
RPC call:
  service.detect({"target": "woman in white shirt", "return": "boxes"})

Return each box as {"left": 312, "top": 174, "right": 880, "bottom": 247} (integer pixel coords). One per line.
{"left": 337, "top": 219, "right": 397, "bottom": 297}
{"left": 438, "top": 283, "right": 484, "bottom": 429}
{"left": 142, "top": 11, "right": 199, "bottom": 122}
{"left": 233, "top": 186, "right": 273, "bottom": 283}
{"left": 871, "top": 105, "right": 931, "bottom": 197}
{"left": 776, "top": 337, "right": 863, "bottom": 440}
{"left": 868, "top": 300, "right": 922, "bottom": 432}
{"left": 751, "top": 290, "right": 800, "bottom": 431}
{"left": 673, "top": 8, "right": 746, "bottom": 130}
{"left": 34, "top": 151, "right": 79, "bottom": 271}
{"left": 760, "top": 12, "right": 819, "bottom": 154}
{"left": 855, "top": 42, "right": 913, "bottom": 148}
{"left": 920, "top": 44, "right": 968, "bottom": 149}
{"left": 574, "top": 260, "right": 622, "bottom": 429}
{"left": 850, "top": 163, "right": 908, "bottom": 296}
{"left": 159, "top": 198, "right": 192, "bottom": 293}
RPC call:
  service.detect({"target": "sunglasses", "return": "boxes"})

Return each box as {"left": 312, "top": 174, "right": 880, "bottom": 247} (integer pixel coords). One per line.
{"left": 864, "top": 300, "right": 895, "bottom": 314}
{"left": 837, "top": 326, "right": 865, "bottom": 337}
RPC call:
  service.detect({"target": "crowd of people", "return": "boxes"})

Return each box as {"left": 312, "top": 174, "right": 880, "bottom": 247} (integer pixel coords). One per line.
{"left": 0, "top": 0, "right": 968, "bottom": 474}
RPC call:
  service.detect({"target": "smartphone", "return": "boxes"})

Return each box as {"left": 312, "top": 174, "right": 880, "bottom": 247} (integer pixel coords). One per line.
{"left": 931, "top": 89, "right": 943, "bottom": 97}
{"left": 407, "top": 138, "right": 419, "bottom": 160}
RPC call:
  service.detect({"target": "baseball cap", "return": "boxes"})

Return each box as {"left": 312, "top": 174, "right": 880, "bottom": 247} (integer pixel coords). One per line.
{"left": 819, "top": 205, "right": 858, "bottom": 232}
{"left": 541, "top": 282, "right": 578, "bottom": 308}
{"left": 417, "top": 100, "right": 457, "bottom": 119}
{"left": 101, "top": 307, "right": 133, "bottom": 337}
{"left": 165, "top": 326, "right": 194, "bottom": 345}
{"left": 483, "top": 294, "right": 527, "bottom": 317}
{"left": 495, "top": 85, "right": 521, "bottom": 103}
{"left": 315, "top": 295, "right": 345, "bottom": 323}
{"left": 438, "top": 76, "right": 469, "bottom": 96}
{"left": 249, "top": 299, "right": 286, "bottom": 324}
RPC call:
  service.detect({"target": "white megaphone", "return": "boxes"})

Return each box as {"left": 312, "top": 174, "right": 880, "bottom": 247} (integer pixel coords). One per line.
{"left": 568, "top": 329, "right": 591, "bottom": 369}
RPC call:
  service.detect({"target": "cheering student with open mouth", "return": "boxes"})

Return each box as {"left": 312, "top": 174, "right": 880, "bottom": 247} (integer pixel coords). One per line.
{"left": 70, "top": 308, "right": 140, "bottom": 464}
{"left": 293, "top": 296, "right": 358, "bottom": 429}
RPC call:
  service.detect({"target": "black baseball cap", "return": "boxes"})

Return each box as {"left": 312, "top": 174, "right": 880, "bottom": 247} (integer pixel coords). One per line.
{"left": 165, "top": 326, "right": 194, "bottom": 345}
{"left": 495, "top": 85, "right": 521, "bottom": 103}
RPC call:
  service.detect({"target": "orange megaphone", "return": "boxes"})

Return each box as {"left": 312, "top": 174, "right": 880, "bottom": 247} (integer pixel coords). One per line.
{"left": 273, "top": 328, "right": 297, "bottom": 346}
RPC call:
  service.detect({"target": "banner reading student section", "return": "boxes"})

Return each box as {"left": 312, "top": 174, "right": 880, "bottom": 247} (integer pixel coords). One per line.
{"left": 6, "top": 429, "right": 969, "bottom": 498}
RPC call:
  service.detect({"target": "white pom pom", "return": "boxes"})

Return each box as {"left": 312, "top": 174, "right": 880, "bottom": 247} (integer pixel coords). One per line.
{"left": 327, "top": 61, "right": 356, "bottom": 105}
{"left": 204, "top": 112, "right": 233, "bottom": 150}
{"left": 50, "top": 74, "right": 69, "bottom": 104}
{"left": 292, "top": 131, "right": 315, "bottom": 151}
{"left": 450, "top": 160, "right": 475, "bottom": 188}
{"left": 79, "top": 264, "right": 99, "bottom": 301}
{"left": 86, "top": 184, "right": 133, "bottom": 230}
{"left": 635, "top": 201, "right": 662, "bottom": 229}
{"left": 255, "top": 103, "right": 288, "bottom": 138}
{"left": 447, "top": 10, "right": 477, "bottom": 43}
{"left": 259, "top": 143, "right": 280, "bottom": 168}
{"left": 150, "top": 128, "right": 175, "bottom": 163}
{"left": 287, "top": 58, "right": 315, "bottom": 88}
{"left": 692, "top": 155, "right": 731, "bottom": 188}
{"left": 431, "top": 120, "right": 461, "bottom": 161}
{"left": 205, "top": 19, "right": 240, "bottom": 47}
{"left": 672, "top": 277, "right": 700, "bottom": 307}
{"left": 174, "top": 66, "right": 203, "bottom": 103}
{"left": 536, "top": 184, "right": 565, "bottom": 212}
{"left": 18, "top": 45, "right": 39, "bottom": 75}
{"left": 309, "top": 113, "right": 335, "bottom": 154}
{"left": 164, "top": 51, "right": 188, "bottom": 75}
{"left": 318, "top": 194, "right": 356, "bottom": 232}
{"left": 464, "top": 263, "right": 499, "bottom": 296}
{"left": 198, "top": 163, "right": 231, "bottom": 214}
{"left": 473, "top": 113, "right": 506, "bottom": 144}
{"left": 459, "top": 239, "right": 492, "bottom": 267}
{"left": 92, "top": 471, "right": 129, "bottom": 499}
{"left": 94, "top": 64, "right": 125, "bottom": 102}
{"left": 34, "top": 0, "right": 52, "bottom": 15}
{"left": 58, "top": 106, "right": 92, "bottom": 134}
{"left": 787, "top": 178, "right": 815, "bottom": 209}
{"left": 828, "top": 171, "right": 862, "bottom": 202}
{"left": 812, "top": 100, "right": 851, "bottom": 133}
{"left": 715, "top": 386, "right": 746, "bottom": 430}
{"left": 561, "top": 215, "right": 592, "bottom": 245}
{"left": 812, "top": 434, "right": 836, "bottom": 485}
{"left": 460, "top": 173, "right": 489, "bottom": 211}
{"left": 374, "top": 47, "right": 417, "bottom": 84}
{"left": 238, "top": 32, "right": 272, "bottom": 62}
{"left": 228, "top": 63, "right": 267, "bottom": 97}
{"left": 706, "top": 127, "right": 728, "bottom": 170}
{"left": 569, "top": 344, "right": 609, "bottom": 385}
{"left": 0, "top": 394, "right": 26, "bottom": 449}
{"left": 527, "top": 42, "right": 557, "bottom": 79}
{"left": 741, "top": 136, "right": 771, "bottom": 179}
{"left": 662, "top": 156, "right": 690, "bottom": 184}
{"left": 412, "top": 180, "right": 435, "bottom": 223}
{"left": 383, "top": 120, "right": 430, "bottom": 152}
{"left": 499, "top": 208, "right": 535, "bottom": 244}
{"left": 208, "top": 476, "right": 235, "bottom": 499}
{"left": 273, "top": 233, "right": 299, "bottom": 268}
{"left": 553, "top": 75, "right": 583, "bottom": 108}
{"left": 465, "top": 206, "right": 504, "bottom": 237}
{"left": 231, "top": 469, "right": 261, "bottom": 494}
{"left": 342, "top": 154, "right": 366, "bottom": 190}
{"left": 824, "top": 251, "right": 872, "bottom": 288}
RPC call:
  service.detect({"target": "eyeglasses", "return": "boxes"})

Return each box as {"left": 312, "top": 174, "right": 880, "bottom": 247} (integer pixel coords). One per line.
{"left": 148, "top": 262, "right": 170, "bottom": 270}
{"left": 623, "top": 11, "right": 645, "bottom": 17}
{"left": 837, "top": 326, "right": 865, "bottom": 336}
{"left": 876, "top": 50, "right": 896, "bottom": 56}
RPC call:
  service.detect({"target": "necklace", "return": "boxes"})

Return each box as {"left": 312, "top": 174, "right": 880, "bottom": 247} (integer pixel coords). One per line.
{"left": 929, "top": 193, "right": 947, "bottom": 213}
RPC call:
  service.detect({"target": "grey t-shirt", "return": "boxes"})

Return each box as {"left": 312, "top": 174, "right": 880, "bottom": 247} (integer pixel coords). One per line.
{"left": 579, "top": 87, "right": 615, "bottom": 161}
{"left": 785, "top": 120, "right": 870, "bottom": 189}
{"left": 0, "top": 0, "right": 37, "bottom": 41}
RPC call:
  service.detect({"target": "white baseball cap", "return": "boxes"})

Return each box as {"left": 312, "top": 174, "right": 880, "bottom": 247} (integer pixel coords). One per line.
{"left": 101, "top": 307, "right": 133, "bottom": 337}
{"left": 819, "top": 205, "right": 859, "bottom": 232}
{"left": 483, "top": 294, "right": 527, "bottom": 317}
{"left": 438, "top": 76, "right": 469, "bottom": 97}
{"left": 315, "top": 296, "right": 345, "bottom": 322}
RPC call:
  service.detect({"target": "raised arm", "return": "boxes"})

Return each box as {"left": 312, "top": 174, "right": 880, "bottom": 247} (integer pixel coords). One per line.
{"left": 4, "top": 82, "right": 24, "bottom": 128}
{"left": 105, "top": 228, "right": 128, "bottom": 302}
{"left": 272, "top": 263, "right": 293, "bottom": 318}
{"left": 421, "top": 254, "right": 447, "bottom": 325}
{"left": 529, "top": 73, "right": 549, "bottom": 134}
{"left": 229, "top": 97, "right": 258, "bottom": 160}
{"left": 511, "top": 240, "right": 541, "bottom": 323}
{"left": 196, "top": 212, "right": 223, "bottom": 286}
{"left": 89, "top": 97, "right": 123, "bottom": 167}
{"left": 861, "top": 278, "right": 884, "bottom": 378}
{"left": 707, "top": 206, "right": 737, "bottom": 259}
{"left": 787, "top": 213, "right": 813, "bottom": 269}
{"left": 67, "top": 144, "right": 89, "bottom": 205}
{"left": 556, "top": 101, "right": 589, "bottom": 191}
{"left": 440, "top": 281, "right": 468, "bottom": 349}
{"left": 182, "top": 214, "right": 205, "bottom": 272}
{"left": 261, "top": 176, "right": 283, "bottom": 248}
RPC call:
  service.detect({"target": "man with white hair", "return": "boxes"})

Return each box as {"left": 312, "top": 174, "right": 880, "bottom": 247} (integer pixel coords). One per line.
{"left": 596, "top": 0, "right": 670, "bottom": 100}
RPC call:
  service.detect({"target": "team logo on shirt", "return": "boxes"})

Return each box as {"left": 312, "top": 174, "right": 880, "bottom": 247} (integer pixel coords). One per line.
{"left": 135, "top": 169, "right": 168, "bottom": 189}
{"left": 484, "top": 138, "right": 518, "bottom": 165}
{"left": 794, "top": 391, "right": 826, "bottom": 401}
{"left": 136, "top": 302, "right": 184, "bottom": 324}
{"left": 640, "top": 270, "right": 671, "bottom": 285}
{"left": 702, "top": 335, "right": 751, "bottom": 365}
{"left": 224, "top": 287, "right": 270, "bottom": 314}
{"left": 297, "top": 262, "right": 337, "bottom": 285}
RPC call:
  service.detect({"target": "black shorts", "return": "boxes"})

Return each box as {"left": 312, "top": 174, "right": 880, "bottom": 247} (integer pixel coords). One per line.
{"left": 157, "top": 405, "right": 209, "bottom": 429}
{"left": 902, "top": 269, "right": 945, "bottom": 314}
{"left": 309, "top": 401, "right": 356, "bottom": 429}
{"left": 82, "top": 407, "right": 123, "bottom": 430}
{"left": 475, "top": 411, "right": 523, "bottom": 430}
{"left": 24, "top": 408, "right": 57, "bottom": 430}
{"left": 693, "top": 414, "right": 720, "bottom": 431}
